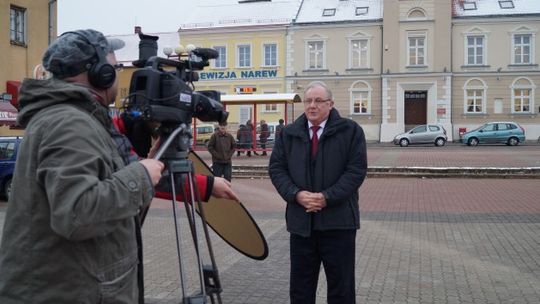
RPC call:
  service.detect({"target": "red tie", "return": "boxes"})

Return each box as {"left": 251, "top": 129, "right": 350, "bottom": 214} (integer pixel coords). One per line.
{"left": 311, "top": 126, "right": 320, "bottom": 157}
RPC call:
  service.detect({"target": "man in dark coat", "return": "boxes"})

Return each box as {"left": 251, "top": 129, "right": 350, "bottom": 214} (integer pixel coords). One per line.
{"left": 269, "top": 81, "right": 367, "bottom": 304}
{"left": 208, "top": 123, "right": 236, "bottom": 181}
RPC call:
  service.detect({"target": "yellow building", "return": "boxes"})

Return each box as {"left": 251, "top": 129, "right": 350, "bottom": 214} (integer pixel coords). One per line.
{"left": 0, "top": 0, "right": 57, "bottom": 135}
{"left": 177, "top": 0, "right": 302, "bottom": 128}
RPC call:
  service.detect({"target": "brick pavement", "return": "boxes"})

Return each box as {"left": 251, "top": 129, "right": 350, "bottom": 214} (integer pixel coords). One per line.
{"left": 0, "top": 144, "right": 539, "bottom": 303}
{"left": 139, "top": 178, "right": 540, "bottom": 304}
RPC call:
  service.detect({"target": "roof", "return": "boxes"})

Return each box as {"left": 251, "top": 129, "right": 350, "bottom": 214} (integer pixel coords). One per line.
{"left": 179, "top": 0, "right": 302, "bottom": 30}
{"left": 453, "top": 0, "right": 540, "bottom": 17}
{"left": 221, "top": 93, "right": 302, "bottom": 104}
{"left": 295, "top": 0, "right": 382, "bottom": 24}
{"left": 108, "top": 32, "right": 180, "bottom": 67}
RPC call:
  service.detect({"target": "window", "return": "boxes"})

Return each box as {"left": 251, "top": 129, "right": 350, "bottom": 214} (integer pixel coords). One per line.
{"left": 411, "top": 125, "right": 427, "bottom": 133}
{"left": 466, "top": 36, "right": 484, "bottom": 65}
{"left": 462, "top": 1, "right": 477, "bottom": 10}
{"left": 263, "top": 43, "right": 277, "bottom": 66}
{"left": 513, "top": 34, "right": 531, "bottom": 64}
{"left": 499, "top": 0, "right": 514, "bottom": 9}
{"left": 307, "top": 41, "right": 324, "bottom": 69}
{"left": 513, "top": 89, "right": 531, "bottom": 113}
{"left": 10, "top": 6, "right": 26, "bottom": 45}
{"left": 355, "top": 7, "right": 368, "bottom": 15}
{"left": 349, "top": 81, "right": 372, "bottom": 115}
{"left": 350, "top": 39, "right": 369, "bottom": 68}
{"left": 0, "top": 142, "right": 15, "bottom": 160}
{"left": 466, "top": 89, "right": 484, "bottom": 113}
{"left": 323, "top": 9, "right": 336, "bottom": 16}
{"left": 408, "top": 34, "right": 426, "bottom": 66}
{"left": 511, "top": 77, "right": 535, "bottom": 114}
{"left": 213, "top": 46, "right": 227, "bottom": 68}
{"left": 237, "top": 45, "right": 251, "bottom": 67}
{"left": 463, "top": 78, "right": 486, "bottom": 114}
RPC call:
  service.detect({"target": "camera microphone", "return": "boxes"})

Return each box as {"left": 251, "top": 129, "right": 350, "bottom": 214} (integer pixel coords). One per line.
{"left": 191, "top": 48, "right": 219, "bottom": 60}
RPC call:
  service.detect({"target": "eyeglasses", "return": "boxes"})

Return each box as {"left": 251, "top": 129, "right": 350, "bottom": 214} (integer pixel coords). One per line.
{"left": 303, "top": 98, "right": 331, "bottom": 105}
{"left": 113, "top": 63, "right": 124, "bottom": 72}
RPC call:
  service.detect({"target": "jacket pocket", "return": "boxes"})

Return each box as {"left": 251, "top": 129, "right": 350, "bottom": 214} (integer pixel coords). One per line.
{"left": 98, "top": 260, "right": 138, "bottom": 304}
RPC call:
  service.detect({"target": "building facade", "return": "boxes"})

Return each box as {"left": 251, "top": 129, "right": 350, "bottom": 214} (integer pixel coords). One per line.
{"left": 106, "top": 0, "right": 540, "bottom": 142}
{"left": 0, "top": 0, "right": 57, "bottom": 135}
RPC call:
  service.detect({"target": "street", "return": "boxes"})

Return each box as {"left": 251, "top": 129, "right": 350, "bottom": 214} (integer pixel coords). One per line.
{"left": 0, "top": 144, "right": 539, "bottom": 303}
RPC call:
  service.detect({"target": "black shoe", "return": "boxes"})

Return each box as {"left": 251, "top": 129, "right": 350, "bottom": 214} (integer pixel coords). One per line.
{"left": 262, "top": 152, "right": 267, "bottom": 156}
{"left": 253, "top": 152, "right": 260, "bottom": 155}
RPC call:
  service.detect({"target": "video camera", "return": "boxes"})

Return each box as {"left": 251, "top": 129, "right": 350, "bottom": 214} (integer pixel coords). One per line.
{"left": 123, "top": 33, "right": 229, "bottom": 157}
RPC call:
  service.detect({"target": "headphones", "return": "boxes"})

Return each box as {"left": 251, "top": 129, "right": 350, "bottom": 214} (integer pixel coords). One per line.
{"left": 62, "top": 31, "right": 116, "bottom": 89}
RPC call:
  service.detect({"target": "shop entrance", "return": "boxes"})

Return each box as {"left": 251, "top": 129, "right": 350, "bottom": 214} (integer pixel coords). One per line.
{"left": 404, "top": 90, "right": 427, "bottom": 131}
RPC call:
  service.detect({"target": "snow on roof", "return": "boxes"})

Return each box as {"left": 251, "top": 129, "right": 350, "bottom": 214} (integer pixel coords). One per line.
{"left": 453, "top": 0, "right": 540, "bottom": 17}
{"left": 295, "top": 0, "right": 382, "bottom": 24}
{"left": 107, "top": 32, "right": 180, "bottom": 66}
{"left": 179, "top": 0, "right": 303, "bottom": 30}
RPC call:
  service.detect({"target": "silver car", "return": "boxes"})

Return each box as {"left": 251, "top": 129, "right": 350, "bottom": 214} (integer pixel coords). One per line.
{"left": 393, "top": 124, "right": 447, "bottom": 147}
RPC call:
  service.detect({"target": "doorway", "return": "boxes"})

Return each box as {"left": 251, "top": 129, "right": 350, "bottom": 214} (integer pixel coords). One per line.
{"left": 404, "top": 90, "right": 427, "bottom": 131}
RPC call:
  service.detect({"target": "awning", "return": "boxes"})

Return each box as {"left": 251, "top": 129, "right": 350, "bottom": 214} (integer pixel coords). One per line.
{"left": 0, "top": 102, "right": 18, "bottom": 126}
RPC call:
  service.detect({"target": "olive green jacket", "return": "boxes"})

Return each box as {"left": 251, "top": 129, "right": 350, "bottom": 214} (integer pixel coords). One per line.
{"left": 0, "top": 78, "right": 154, "bottom": 303}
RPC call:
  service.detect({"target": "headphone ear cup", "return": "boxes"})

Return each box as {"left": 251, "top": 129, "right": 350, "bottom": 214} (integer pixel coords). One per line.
{"left": 88, "top": 61, "right": 116, "bottom": 89}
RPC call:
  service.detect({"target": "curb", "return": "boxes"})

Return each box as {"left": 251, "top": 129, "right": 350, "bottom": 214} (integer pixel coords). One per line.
{"left": 231, "top": 165, "right": 540, "bottom": 179}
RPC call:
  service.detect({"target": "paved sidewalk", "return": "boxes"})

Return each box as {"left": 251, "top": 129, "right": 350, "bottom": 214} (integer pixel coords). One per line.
{"left": 195, "top": 143, "right": 540, "bottom": 169}
{"left": 140, "top": 178, "right": 540, "bottom": 304}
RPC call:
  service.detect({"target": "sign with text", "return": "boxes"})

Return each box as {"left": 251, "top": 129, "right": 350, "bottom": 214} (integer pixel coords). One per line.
{"left": 199, "top": 69, "right": 278, "bottom": 80}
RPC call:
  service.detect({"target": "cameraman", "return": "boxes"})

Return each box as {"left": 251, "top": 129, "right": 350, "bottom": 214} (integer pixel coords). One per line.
{"left": 0, "top": 29, "right": 237, "bottom": 304}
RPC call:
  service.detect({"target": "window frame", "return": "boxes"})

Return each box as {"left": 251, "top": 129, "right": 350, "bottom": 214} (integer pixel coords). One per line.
{"left": 407, "top": 32, "right": 427, "bottom": 67}
{"left": 262, "top": 43, "right": 278, "bottom": 67}
{"left": 322, "top": 8, "right": 336, "bottom": 17}
{"left": 10, "top": 5, "right": 26, "bottom": 46}
{"left": 465, "top": 35, "right": 485, "bottom": 65}
{"left": 463, "top": 78, "right": 487, "bottom": 114}
{"left": 349, "top": 81, "right": 372, "bottom": 115}
{"left": 348, "top": 38, "right": 370, "bottom": 69}
{"left": 305, "top": 40, "right": 326, "bottom": 70}
{"left": 499, "top": 0, "right": 514, "bottom": 9}
{"left": 213, "top": 45, "right": 227, "bottom": 68}
{"left": 512, "top": 33, "right": 533, "bottom": 65}
{"left": 511, "top": 77, "right": 536, "bottom": 114}
{"left": 355, "top": 7, "right": 369, "bottom": 16}
{"left": 236, "top": 44, "right": 252, "bottom": 68}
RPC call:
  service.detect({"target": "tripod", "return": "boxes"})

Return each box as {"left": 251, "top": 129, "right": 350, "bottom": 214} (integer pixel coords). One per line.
{"left": 143, "top": 123, "right": 222, "bottom": 304}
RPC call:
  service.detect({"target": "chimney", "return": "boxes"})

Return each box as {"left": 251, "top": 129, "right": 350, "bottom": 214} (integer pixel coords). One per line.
{"left": 134, "top": 26, "right": 142, "bottom": 34}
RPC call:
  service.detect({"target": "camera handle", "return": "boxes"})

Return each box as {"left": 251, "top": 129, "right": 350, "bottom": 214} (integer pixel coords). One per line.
{"left": 144, "top": 125, "right": 223, "bottom": 304}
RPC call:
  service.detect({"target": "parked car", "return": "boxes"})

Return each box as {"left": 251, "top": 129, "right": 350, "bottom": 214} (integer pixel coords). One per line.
{"left": 460, "top": 122, "right": 525, "bottom": 146}
{"left": 0, "top": 136, "right": 22, "bottom": 201}
{"left": 192, "top": 123, "right": 216, "bottom": 146}
{"left": 393, "top": 124, "right": 447, "bottom": 147}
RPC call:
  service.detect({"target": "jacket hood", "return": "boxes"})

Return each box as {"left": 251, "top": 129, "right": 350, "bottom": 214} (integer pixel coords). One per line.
{"left": 17, "top": 78, "right": 105, "bottom": 127}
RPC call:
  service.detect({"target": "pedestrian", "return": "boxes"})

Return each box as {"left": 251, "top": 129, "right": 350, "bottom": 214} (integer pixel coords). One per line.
{"left": 258, "top": 119, "right": 269, "bottom": 156}
{"left": 269, "top": 81, "right": 367, "bottom": 304}
{"left": 236, "top": 124, "right": 251, "bottom": 156}
{"left": 275, "top": 118, "right": 285, "bottom": 137}
{"left": 208, "top": 123, "right": 236, "bottom": 181}
{"left": 246, "top": 119, "right": 257, "bottom": 156}
{"left": 0, "top": 29, "right": 238, "bottom": 304}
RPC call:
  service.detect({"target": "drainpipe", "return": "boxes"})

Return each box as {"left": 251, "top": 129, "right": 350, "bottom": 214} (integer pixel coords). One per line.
{"left": 450, "top": 21, "right": 454, "bottom": 141}
{"left": 379, "top": 23, "right": 384, "bottom": 143}
{"left": 48, "top": 0, "right": 57, "bottom": 44}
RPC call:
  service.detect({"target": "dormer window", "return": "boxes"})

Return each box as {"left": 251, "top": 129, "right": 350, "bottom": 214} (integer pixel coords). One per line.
{"left": 499, "top": 0, "right": 514, "bottom": 9}
{"left": 462, "top": 1, "right": 477, "bottom": 10}
{"left": 356, "top": 7, "right": 368, "bottom": 16}
{"left": 323, "top": 8, "right": 336, "bottom": 16}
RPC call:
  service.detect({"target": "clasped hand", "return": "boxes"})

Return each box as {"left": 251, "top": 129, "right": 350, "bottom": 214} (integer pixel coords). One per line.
{"left": 296, "top": 190, "right": 327, "bottom": 212}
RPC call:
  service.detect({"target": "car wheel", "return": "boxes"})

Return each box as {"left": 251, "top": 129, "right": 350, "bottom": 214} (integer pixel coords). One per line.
{"left": 468, "top": 137, "right": 479, "bottom": 146}
{"left": 507, "top": 137, "right": 519, "bottom": 146}
{"left": 435, "top": 138, "right": 446, "bottom": 147}
{"left": 4, "top": 178, "right": 12, "bottom": 202}
{"left": 399, "top": 138, "right": 409, "bottom": 147}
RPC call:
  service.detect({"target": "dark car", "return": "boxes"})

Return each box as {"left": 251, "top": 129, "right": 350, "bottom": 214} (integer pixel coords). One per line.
{"left": 0, "top": 136, "right": 21, "bottom": 201}
{"left": 393, "top": 124, "right": 447, "bottom": 147}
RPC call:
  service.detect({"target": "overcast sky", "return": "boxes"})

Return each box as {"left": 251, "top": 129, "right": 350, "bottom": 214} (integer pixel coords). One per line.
{"left": 58, "top": 0, "right": 195, "bottom": 36}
